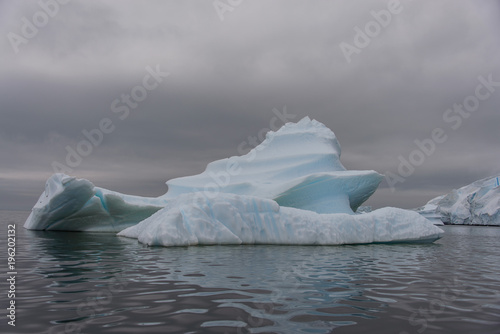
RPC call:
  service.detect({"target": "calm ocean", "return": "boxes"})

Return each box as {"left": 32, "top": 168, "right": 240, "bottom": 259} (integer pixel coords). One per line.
{"left": 1, "top": 210, "right": 499, "bottom": 334}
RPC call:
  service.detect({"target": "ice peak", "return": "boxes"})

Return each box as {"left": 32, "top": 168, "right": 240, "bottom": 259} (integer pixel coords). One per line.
{"left": 252, "top": 116, "right": 341, "bottom": 159}
{"left": 266, "top": 116, "right": 336, "bottom": 140}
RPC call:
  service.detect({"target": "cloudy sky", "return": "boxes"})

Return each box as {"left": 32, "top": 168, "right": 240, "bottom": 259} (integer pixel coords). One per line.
{"left": 1, "top": 0, "right": 499, "bottom": 211}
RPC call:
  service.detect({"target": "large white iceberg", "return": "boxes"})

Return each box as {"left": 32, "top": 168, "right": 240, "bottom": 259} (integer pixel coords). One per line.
{"left": 25, "top": 117, "right": 443, "bottom": 245}
{"left": 417, "top": 176, "right": 500, "bottom": 226}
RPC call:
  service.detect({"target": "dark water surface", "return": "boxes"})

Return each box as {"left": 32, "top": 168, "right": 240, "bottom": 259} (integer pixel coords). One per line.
{"left": 1, "top": 211, "right": 499, "bottom": 334}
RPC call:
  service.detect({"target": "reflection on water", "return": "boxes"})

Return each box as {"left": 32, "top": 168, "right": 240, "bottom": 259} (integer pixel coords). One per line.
{"left": 1, "top": 211, "right": 499, "bottom": 334}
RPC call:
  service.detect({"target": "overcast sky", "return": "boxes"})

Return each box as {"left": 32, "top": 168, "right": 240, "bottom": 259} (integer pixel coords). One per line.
{"left": 1, "top": 0, "right": 499, "bottom": 211}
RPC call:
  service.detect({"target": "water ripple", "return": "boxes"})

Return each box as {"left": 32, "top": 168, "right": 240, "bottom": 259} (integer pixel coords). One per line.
{"left": 2, "top": 212, "right": 500, "bottom": 334}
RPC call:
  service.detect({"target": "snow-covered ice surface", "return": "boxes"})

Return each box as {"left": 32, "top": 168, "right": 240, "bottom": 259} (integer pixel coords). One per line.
{"left": 165, "top": 117, "right": 383, "bottom": 214}
{"left": 417, "top": 175, "right": 500, "bottom": 226}
{"left": 414, "top": 195, "right": 445, "bottom": 226}
{"left": 118, "top": 192, "right": 443, "bottom": 246}
{"left": 24, "top": 173, "right": 167, "bottom": 232}
{"left": 25, "top": 117, "right": 444, "bottom": 245}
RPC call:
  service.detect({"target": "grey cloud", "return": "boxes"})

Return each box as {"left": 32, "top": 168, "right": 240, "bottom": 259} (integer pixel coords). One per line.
{"left": 1, "top": 0, "right": 499, "bottom": 211}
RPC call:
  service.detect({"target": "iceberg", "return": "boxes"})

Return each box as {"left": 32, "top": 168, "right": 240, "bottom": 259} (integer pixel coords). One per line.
{"left": 164, "top": 117, "right": 383, "bottom": 214}
{"left": 118, "top": 192, "right": 443, "bottom": 246}
{"left": 25, "top": 116, "right": 443, "bottom": 245}
{"left": 24, "top": 173, "right": 167, "bottom": 232}
{"left": 414, "top": 195, "right": 445, "bottom": 226}
{"left": 417, "top": 176, "right": 500, "bottom": 226}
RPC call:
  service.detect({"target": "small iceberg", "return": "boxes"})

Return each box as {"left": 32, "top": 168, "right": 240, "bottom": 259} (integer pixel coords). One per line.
{"left": 416, "top": 175, "right": 500, "bottom": 226}
{"left": 24, "top": 173, "right": 167, "bottom": 232}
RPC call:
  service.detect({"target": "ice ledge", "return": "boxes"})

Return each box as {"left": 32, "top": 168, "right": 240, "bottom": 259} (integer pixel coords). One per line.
{"left": 118, "top": 192, "right": 444, "bottom": 246}
{"left": 24, "top": 173, "right": 167, "bottom": 232}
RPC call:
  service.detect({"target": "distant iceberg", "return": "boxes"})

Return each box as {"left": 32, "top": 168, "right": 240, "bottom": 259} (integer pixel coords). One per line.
{"left": 25, "top": 117, "right": 443, "bottom": 245}
{"left": 414, "top": 195, "right": 446, "bottom": 226}
{"left": 416, "top": 176, "right": 500, "bottom": 226}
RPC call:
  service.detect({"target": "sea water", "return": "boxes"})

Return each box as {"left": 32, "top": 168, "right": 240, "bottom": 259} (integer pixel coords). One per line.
{"left": 0, "top": 211, "right": 499, "bottom": 334}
